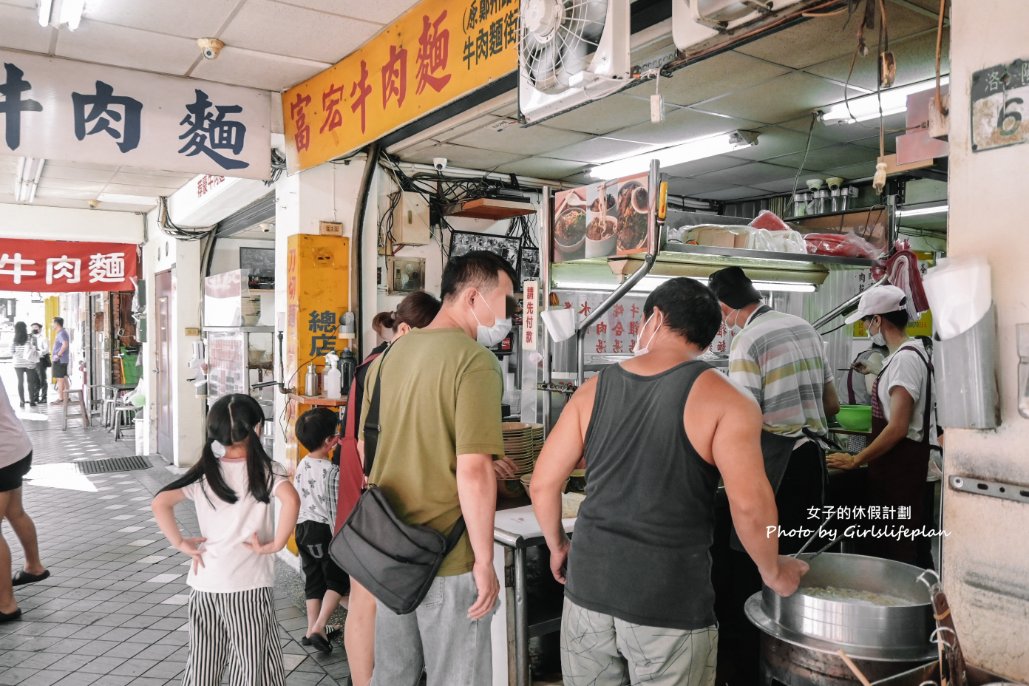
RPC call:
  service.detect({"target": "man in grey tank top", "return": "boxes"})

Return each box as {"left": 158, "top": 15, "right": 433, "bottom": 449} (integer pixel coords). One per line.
{"left": 531, "top": 278, "right": 809, "bottom": 686}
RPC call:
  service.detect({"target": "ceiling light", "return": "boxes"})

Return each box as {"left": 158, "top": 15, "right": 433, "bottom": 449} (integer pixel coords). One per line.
{"left": 14, "top": 157, "right": 44, "bottom": 204}
{"left": 39, "top": 0, "right": 87, "bottom": 30}
{"left": 590, "top": 131, "right": 759, "bottom": 180}
{"left": 821, "top": 77, "right": 950, "bottom": 124}
{"left": 896, "top": 204, "right": 948, "bottom": 218}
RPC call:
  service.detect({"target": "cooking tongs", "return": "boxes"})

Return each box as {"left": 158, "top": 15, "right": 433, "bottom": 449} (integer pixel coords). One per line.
{"left": 791, "top": 512, "right": 842, "bottom": 561}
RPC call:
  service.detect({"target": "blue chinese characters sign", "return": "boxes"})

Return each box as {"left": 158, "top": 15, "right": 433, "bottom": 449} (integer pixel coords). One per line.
{"left": 0, "top": 51, "right": 270, "bottom": 179}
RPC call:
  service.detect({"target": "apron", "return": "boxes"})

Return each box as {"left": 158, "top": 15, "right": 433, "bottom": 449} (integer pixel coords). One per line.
{"left": 729, "top": 306, "right": 827, "bottom": 552}
{"left": 864, "top": 343, "right": 933, "bottom": 565}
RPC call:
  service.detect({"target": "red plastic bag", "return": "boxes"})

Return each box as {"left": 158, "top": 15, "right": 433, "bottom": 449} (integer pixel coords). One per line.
{"left": 749, "top": 209, "right": 790, "bottom": 232}
{"left": 804, "top": 232, "right": 880, "bottom": 259}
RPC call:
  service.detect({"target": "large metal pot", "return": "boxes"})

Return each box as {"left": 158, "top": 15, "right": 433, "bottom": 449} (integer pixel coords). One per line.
{"left": 746, "top": 553, "right": 937, "bottom": 684}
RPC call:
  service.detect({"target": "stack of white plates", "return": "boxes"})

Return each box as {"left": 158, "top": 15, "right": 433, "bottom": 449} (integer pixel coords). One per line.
{"left": 502, "top": 422, "right": 544, "bottom": 477}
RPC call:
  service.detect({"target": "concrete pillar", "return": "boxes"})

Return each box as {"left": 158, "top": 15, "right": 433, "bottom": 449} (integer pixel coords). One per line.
{"left": 942, "top": 0, "right": 1029, "bottom": 678}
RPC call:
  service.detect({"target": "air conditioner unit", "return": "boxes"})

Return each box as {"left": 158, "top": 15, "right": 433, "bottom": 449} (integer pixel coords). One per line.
{"left": 672, "top": 0, "right": 807, "bottom": 53}
{"left": 518, "top": 0, "right": 815, "bottom": 124}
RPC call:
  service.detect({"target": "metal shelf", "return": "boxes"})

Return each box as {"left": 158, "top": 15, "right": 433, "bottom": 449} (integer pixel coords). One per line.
{"left": 660, "top": 243, "right": 876, "bottom": 269}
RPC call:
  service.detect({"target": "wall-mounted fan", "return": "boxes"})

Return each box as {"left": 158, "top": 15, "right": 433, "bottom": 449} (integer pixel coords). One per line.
{"left": 519, "top": 0, "right": 631, "bottom": 123}
{"left": 672, "top": 0, "right": 806, "bottom": 52}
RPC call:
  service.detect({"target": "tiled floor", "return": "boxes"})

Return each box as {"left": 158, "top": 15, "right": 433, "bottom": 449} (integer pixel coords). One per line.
{"left": 1, "top": 371, "right": 350, "bottom": 686}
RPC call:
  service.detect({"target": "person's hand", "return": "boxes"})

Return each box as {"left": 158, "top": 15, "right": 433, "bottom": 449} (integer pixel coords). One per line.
{"left": 242, "top": 532, "right": 280, "bottom": 555}
{"left": 467, "top": 561, "right": 499, "bottom": 621}
{"left": 549, "top": 537, "right": 571, "bottom": 585}
{"left": 762, "top": 556, "right": 809, "bottom": 597}
{"left": 492, "top": 457, "right": 517, "bottom": 480}
{"left": 176, "top": 537, "right": 207, "bottom": 574}
{"left": 826, "top": 452, "right": 859, "bottom": 470}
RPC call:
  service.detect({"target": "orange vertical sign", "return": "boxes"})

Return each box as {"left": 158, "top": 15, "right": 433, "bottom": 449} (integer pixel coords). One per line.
{"left": 282, "top": 0, "right": 518, "bottom": 173}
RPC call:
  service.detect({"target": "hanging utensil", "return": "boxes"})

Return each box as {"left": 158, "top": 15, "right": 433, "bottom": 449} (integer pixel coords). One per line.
{"left": 918, "top": 570, "right": 968, "bottom": 686}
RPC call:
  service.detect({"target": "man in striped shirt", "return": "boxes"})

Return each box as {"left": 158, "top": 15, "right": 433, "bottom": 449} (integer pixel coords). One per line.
{"left": 708, "top": 266, "right": 839, "bottom": 685}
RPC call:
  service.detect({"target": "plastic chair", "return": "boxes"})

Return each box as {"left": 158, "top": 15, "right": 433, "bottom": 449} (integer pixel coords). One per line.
{"left": 112, "top": 404, "right": 137, "bottom": 441}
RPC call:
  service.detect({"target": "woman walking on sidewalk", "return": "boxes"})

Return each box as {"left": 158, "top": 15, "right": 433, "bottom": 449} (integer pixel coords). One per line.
{"left": 152, "top": 394, "right": 300, "bottom": 686}
{"left": 10, "top": 322, "right": 41, "bottom": 408}
{"left": 1, "top": 376, "right": 51, "bottom": 623}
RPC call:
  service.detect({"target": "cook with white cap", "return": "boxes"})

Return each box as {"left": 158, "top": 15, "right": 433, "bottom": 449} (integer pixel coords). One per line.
{"left": 826, "top": 284, "right": 937, "bottom": 567}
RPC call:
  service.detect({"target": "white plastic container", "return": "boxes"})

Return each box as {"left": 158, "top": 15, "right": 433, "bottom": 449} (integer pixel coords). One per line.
{"left": 323, "top": 351, "right": 342, "bottom": 399}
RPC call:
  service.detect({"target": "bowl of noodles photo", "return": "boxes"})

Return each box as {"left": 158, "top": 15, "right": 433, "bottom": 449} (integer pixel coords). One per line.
{"left": 616, "top": 181, "right": 649, "bottom": 252}
{"left": 585, "top": 214, "right": 618, "bottom": 258}
{"left": 554, "top": 207, "right": 587, "bottom": 259}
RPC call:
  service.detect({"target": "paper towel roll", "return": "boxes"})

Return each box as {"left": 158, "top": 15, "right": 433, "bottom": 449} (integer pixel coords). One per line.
{"left": 923, "top": 256, "right": 992, "bottom": 340}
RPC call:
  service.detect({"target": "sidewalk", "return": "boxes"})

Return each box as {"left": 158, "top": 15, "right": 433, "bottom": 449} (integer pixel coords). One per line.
{"left": 0, "top": 370, "right": 351, "bottom": 686}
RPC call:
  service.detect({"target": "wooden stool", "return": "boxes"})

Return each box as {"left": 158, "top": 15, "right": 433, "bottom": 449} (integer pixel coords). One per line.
{"left": 113, "top": 404, "right": 137, "bottom": 441}
{"left": 62, "top": 389, "right": 91, "bottom": 430}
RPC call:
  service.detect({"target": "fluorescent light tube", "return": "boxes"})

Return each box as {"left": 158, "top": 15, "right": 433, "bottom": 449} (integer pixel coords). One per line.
{"left": 896, "top": 204, "right": 948, "bottom": 218}
{"left": 62, "top": 0, "right": 86, "bottom": 30}
{"left": 821, "top": 77, "right": 949, "bottom": 124}
{"left": 590, "top": 131, "right": 759, "bottom": 180}
{"left": 14, "top": 157, "right": 43, "bottom": 204}
{"left": 566, "top": 275, "right": 815, "bottom": 294}
{"left": 38, "top": 0, "right": 53, "bottom": 26}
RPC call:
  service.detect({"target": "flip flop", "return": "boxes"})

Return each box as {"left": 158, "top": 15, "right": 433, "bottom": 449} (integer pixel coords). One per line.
{"left": 12, "top": 570, "right": 50, "bottom": 586}
{"left": 300, "top": 636, "right": 312, "bottom": 646}
{"left": 326, "top": 625, "right": 342, "bottom": 640}
{"left": 308, "top": 632, "right": 332, "bottom": 654}
{"left": 0, "top": 608, "right": 22, "bottom": 623}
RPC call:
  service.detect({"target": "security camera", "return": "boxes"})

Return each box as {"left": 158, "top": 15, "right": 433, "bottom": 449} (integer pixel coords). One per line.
{"left": 197, "top": 38, "right": 225, "bottom": 60}
{"left": 432, "top": 158, "right": 448, "bottom": 172}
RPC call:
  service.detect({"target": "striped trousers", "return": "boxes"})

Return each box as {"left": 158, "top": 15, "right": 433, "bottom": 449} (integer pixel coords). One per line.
{"left": 182, "top": 587, "right": 285, "bottom": 686}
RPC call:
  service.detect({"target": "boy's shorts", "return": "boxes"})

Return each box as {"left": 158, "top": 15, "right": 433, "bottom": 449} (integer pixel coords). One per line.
{"left": 295, "top": 520, "right": 350, "bottom": 600}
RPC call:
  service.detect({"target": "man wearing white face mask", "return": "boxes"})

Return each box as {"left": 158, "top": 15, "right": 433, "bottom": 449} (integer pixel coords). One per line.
{"left": 358, "top": 251, "right": 514, "bottom": 686}
{"left": 708, "top": 266, "right": 839, "bottom": 684}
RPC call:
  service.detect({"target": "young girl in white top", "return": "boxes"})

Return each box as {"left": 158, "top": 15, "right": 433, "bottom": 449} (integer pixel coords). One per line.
{"left": 152, "top": 394, "right": 300, "bottom": 686}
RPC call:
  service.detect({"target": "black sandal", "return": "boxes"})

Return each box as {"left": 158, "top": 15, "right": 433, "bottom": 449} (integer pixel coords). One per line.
{"left": 0, "top": 608, "right": 22, "bottom": 623}
{"left": 308, "top": 632, "right": 332, "bottom": 654}
{"left": 12, "top": 570, "right": 50, "bottom": 586}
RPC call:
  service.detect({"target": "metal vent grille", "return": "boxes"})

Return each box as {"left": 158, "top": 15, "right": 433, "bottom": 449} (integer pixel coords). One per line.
{"left": 75, "top": 455, "right": 152, "bottom": 474}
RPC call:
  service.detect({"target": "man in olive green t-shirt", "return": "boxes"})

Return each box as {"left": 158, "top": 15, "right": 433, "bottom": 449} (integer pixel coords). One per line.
{"left": 359, "top": 251, "right": 514, "bottom": 686}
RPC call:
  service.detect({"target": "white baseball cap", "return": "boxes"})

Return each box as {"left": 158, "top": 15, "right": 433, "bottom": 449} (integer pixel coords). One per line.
{"left": 844, "top": 285, "right": 908, "bottom": 324}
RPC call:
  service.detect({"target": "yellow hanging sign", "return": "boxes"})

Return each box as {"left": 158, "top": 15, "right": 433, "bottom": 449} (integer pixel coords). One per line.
{"left": 281, "top": 0, "right": 518, "bottom": 173}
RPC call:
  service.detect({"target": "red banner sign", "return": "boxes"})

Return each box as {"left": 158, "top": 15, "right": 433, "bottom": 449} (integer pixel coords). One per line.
{"left": 0, "top": 239, "right": 138, "bottom": 292}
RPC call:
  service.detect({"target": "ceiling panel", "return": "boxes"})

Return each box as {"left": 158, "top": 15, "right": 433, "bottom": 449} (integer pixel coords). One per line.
{"left": 100, "top": 183, "right": 173, "bottom": 197}
{"left": 625, "top": 51, "right": 791, "bottom": 107}
{"left": 816, "top": 161, "right": 884, "bottom": 181}
{"left": 804, "top": 30, "right": 949, "bottom": 91}
{"left": 191, "top": 47, "right": 329, "bottom": 91}
{"left": 750, "top": 178, "right": 807, "bottom": 194}
{"left": 399, "top": 142, "right": 525, "bottom": 170}
{"left": 37, "top": 178, "right": 109, "bottom": 192}
{"left": 0, "top": 0, "right": 37, "bottom": 8}
{"left": 451, "top": 122, "right": 592, "bottom": 157}
{"left": 724, "top": 126, "right": 832, "bottom": 162}
{"left": 735, "top": 6, "right": 937, "bottom": 69}
{"left": 659, "top": 155, "right": 750, "bottom": 178}
{"left": 273, "top": 0, "right": 419, "bottom": 24}
{"left": 664, "top": 177, "right": 731, "bottom": 197}
{"left": 492, "top": 157, "right": 586, "bottom": 180}
{"left": 0, "top": 4, "right": 54, "bottom": 53}
{"left": 541, "top": 95, "right": 652, "bottom": 135}
{"left": 694, "top": 186, "right": 768, "bottom": 201}
{"left": 41, "top": 163, "right": 120, "bottom": 181}
{"left": 221, "top": 0, "right": 381, "bottom": 64}
{"left": 56, "top": 21, "right": 201, "bottom": 74}
{"left": 83, "top": 0, "right": 240, "bottom": 38}
{"left": 694, "top": 72, "right": 864, "bottom": 126}
{"left": 606, "top": 109, "right": 761, "bottom": 146}
{"left": 778, "top": 112, "right": 909, "bottom": 145}
{"left": 765, "top": 143, "right": 878, "bottom": 174}
{"left": 697, "top": 161, "right": 799, "bottom": 187}
{"left": 547, "top": 137, "right": 661, "bottom": 165}
{"left": 108, "top": 171, "right": 194, "bottom": 188}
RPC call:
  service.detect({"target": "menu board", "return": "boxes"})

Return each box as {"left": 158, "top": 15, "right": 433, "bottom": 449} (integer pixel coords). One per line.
{"left": 553, "top": 172, "right": 651, "bottom": 263}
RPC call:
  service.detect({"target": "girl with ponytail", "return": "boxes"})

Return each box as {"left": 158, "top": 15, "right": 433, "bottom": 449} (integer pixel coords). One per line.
{"left": 151, "top": 393, "right": 300, "bottom": 685}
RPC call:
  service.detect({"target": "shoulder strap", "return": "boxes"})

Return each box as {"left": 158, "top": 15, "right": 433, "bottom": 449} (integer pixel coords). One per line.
{"left": 892, "top": 345, "right": 935, "bottom": 444}
{"left": 362, "top": 345, "right": 392, "bottom": 478}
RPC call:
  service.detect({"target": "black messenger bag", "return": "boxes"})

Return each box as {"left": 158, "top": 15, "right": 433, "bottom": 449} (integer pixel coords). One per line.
{"left": 328, "top": 347, "right": 466, "bottom": 615}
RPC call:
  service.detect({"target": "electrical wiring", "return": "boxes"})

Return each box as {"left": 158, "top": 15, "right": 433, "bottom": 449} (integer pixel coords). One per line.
{"left": 786, "top": 113, "right": 819, "bottom": 214}
{"left": 934, "top": 0, "right": 948, "bottom": 115}
{"left": 157, "top": 196, "right": 218, "bottom": 241}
